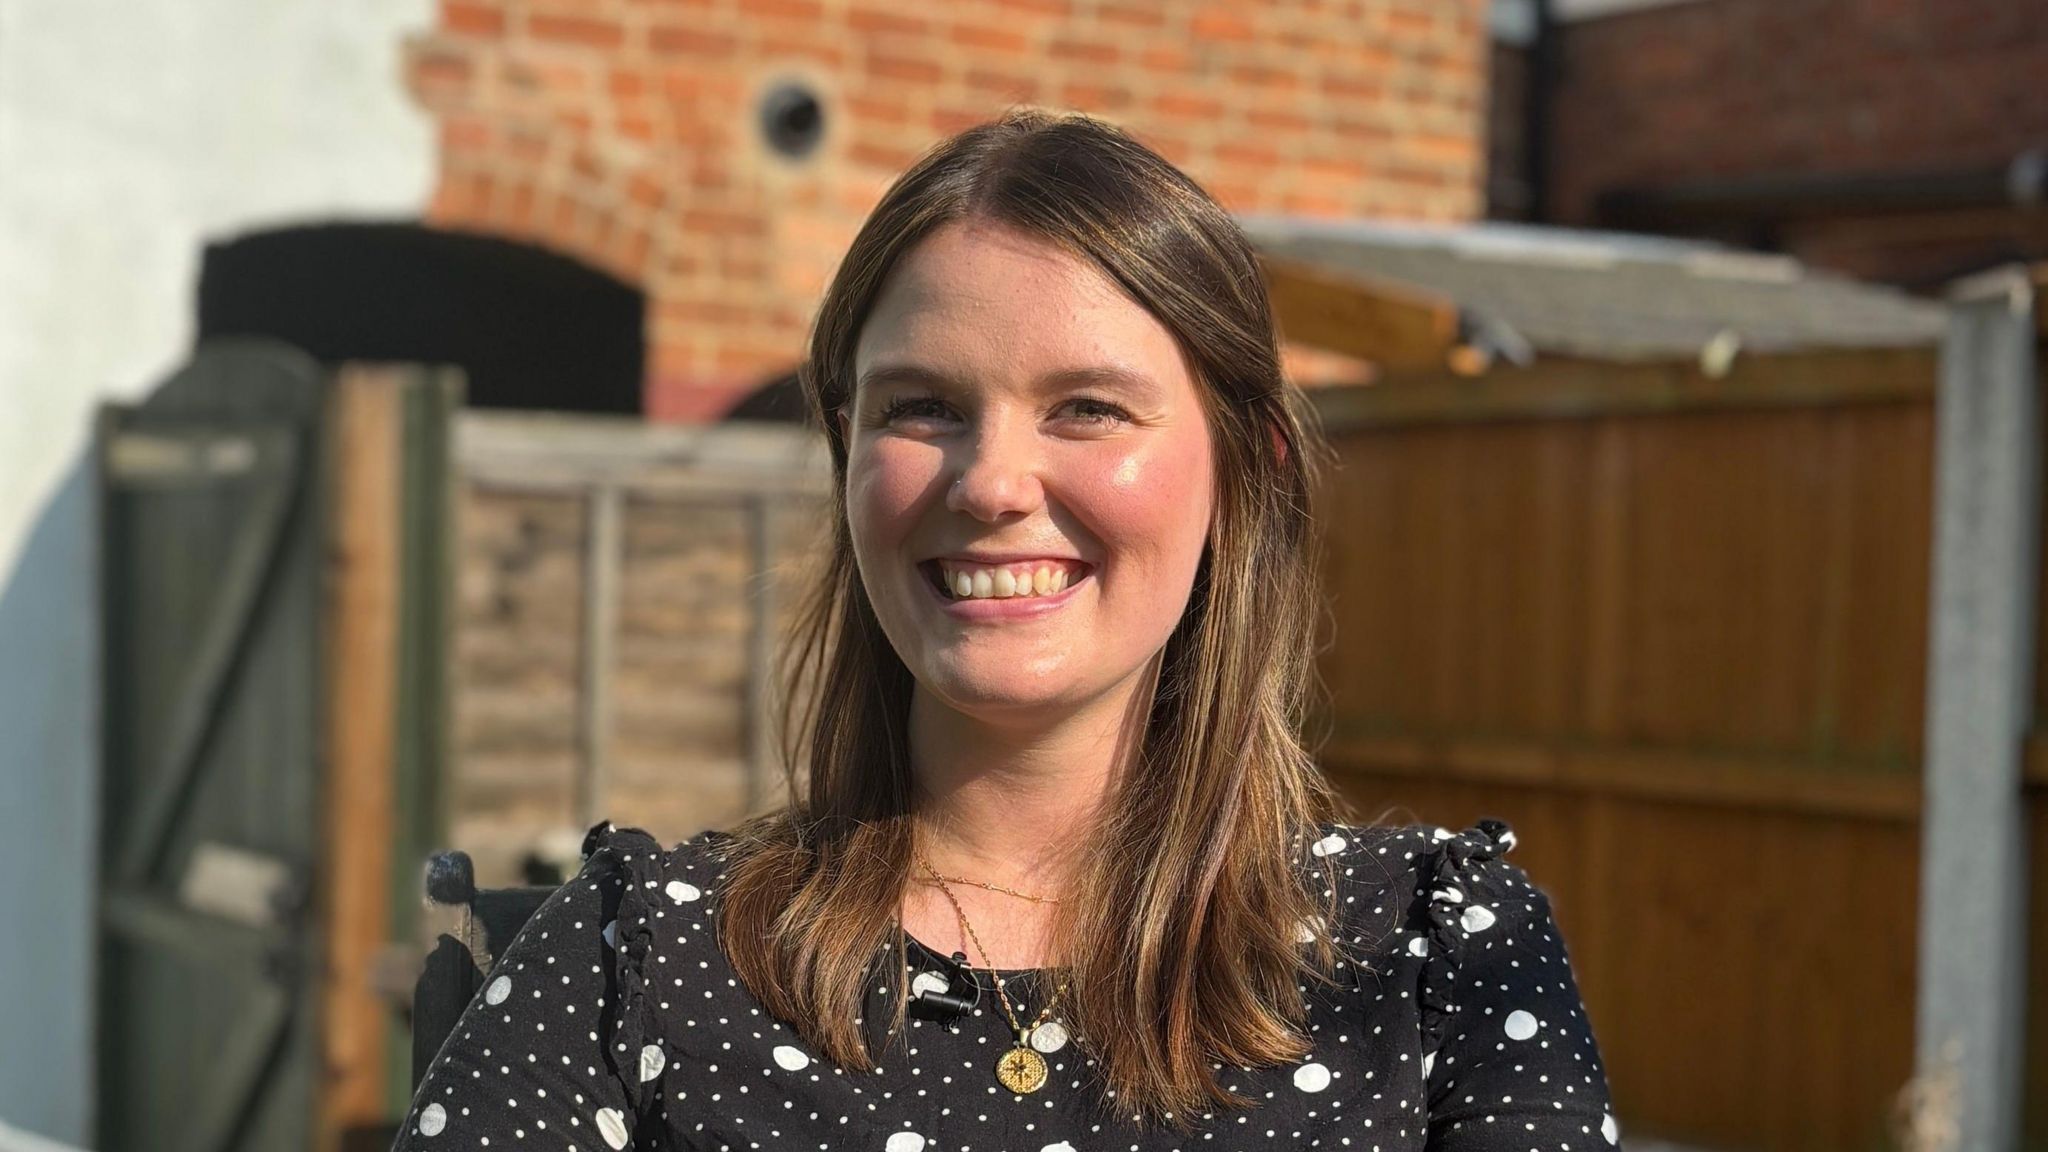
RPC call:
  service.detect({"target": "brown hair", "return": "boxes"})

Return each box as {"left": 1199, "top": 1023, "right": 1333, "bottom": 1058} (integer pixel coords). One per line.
{"left": 715, "top": 106, "right": 1352, "bottom": 1126}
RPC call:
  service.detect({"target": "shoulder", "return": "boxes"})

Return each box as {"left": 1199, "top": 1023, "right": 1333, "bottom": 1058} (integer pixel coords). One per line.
{"left": 577, "top": 819, "right": 735, "bottom": 902}
{"left": 1299, "top": 816, "right": 1521, "bottom": 900}
{"left": 1295, "top": 816, "right": 1531, "bottom": 953}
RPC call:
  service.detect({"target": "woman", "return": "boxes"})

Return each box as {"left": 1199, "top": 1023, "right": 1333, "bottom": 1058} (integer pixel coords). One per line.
{"left": 396, "top": 108, "right": 1617, "bottom": 1151}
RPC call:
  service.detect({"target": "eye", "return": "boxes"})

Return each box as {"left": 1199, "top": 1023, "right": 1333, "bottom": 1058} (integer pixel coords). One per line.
{"left": 1060, "top": 396, "right": 1131, "bottom": 428}
{"left": 875, "top": 392, "right": 954, "bottom": 425}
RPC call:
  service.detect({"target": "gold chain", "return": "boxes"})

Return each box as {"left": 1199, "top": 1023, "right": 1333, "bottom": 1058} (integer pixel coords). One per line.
{"left": 912, "top": 846, "right": 1073, "bottom": 1043}
{"left": 911, "top": 872, "right": 1061, "bottom": 904}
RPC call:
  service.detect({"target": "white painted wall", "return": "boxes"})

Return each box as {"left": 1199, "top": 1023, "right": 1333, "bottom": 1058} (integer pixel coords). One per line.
{"left": 0, "top": 0, "right": 433, "bottom": 1143}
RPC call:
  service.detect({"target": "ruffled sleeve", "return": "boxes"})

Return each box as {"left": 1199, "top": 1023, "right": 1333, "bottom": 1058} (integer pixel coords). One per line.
{"left": 580, "top": 819, "right": 670, "bottom": 1129}
{"left": 392, "top": 820, "right": 668, "bottom": 1151}
{"left": 1413, "top": 820, "right": 1622, "bottom": 1150}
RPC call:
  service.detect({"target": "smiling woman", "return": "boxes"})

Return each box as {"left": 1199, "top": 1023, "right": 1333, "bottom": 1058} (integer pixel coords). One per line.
{"left": 392, "top": 108, "right": 1618, "bottom": 1152}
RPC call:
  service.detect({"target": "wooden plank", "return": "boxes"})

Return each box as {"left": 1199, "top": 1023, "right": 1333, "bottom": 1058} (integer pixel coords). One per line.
{"left": 457, "top": 410, "right": 830, "bottom": 491}
{"left": 113, "top": 425, "right": 301, "bottom": 886}
{"left": 389, "top": 365, "right": 463, "bottom": 1112}
{"left": 1259, "top": 254, "right": 1460, "bottom": 371}
{"left": 743, "top": 495, "right": 776, "bottom": 817}
{"left": 181, "top": 982, "right": 291, "bottom": 1152}
{"left": 579, "top": 485, "right": 623, "bottom": 827}
{"left": 2034, "top": 262, "right": 2048, "bottom": 340}
{"left": 1321, "top": 733, "right": 1922, "bottom": 821}
{"left": 1310, "top": 347, "right": 1938, "bottom": 431}
{"left": 318, "top": 369, "right": 403, "bottom": 1152}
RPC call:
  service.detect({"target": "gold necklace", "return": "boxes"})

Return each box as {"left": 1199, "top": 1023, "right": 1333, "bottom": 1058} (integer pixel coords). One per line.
{"left": 911, "top": 872, "right": 1062, "bottom": 904}
{"left": 912, "top": 847, "right": 1073, "bottom": 1094}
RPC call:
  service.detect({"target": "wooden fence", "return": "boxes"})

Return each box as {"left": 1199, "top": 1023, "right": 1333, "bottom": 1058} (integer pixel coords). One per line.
{"left": 446, "top": 414, "right": 828, "bottom": 884}
{"left": 1307, "top": 347, "right": 1943, "bottom": 1151}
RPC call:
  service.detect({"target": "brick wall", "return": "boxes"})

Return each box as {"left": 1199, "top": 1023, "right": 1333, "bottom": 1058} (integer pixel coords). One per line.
{"left": 404, "top": 0, "right": 1490, "bottom": 420}
{"left": 1521, "top": 0, "right": 2048, "bottom": 285}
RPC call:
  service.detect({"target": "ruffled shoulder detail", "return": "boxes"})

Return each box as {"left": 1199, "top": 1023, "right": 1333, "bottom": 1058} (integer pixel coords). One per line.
{"left": 577, "top": 819, "right": 674, "bottom": 1122}
{"left": 1414, "top": 818, "right": 1517, "bottom": 1061}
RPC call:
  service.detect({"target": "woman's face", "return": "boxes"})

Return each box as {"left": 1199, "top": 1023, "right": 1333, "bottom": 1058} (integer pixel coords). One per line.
{"left": 844, "top": 218, "right": 1216, "bottom": 721}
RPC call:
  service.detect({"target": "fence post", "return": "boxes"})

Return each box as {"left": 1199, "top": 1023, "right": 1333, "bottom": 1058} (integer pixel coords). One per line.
{"left": 1914, "top": 266, "right": 2039, "bottom": 1152}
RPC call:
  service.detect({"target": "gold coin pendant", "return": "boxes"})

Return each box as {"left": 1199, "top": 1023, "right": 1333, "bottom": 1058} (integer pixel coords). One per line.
{"left": 995, "top": 1045, "right": 1048, "bottom": 1094}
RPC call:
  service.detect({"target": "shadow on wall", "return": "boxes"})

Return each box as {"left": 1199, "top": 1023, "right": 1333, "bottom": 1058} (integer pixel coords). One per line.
{"left": 0, "top": 457, "right": 96, "bottom": 1146}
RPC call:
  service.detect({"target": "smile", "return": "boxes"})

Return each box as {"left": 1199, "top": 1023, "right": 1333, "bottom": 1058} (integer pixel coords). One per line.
{"left": 916, "top": 557, "right": 1093, "bottom": 616}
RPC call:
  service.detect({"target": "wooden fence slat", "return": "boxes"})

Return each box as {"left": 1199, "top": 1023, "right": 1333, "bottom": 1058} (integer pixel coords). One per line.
{"left": 1311, "top": 347, "right": 1939, "bottom": 430}
{"left": 1322, "top": 734, "right": 1921, "bottom": 822}
{"left": 578, "top": 485, "right": 622, "bottom": 828}
{"left": 320, "top": 369, "right": 402, "bottom": 1152}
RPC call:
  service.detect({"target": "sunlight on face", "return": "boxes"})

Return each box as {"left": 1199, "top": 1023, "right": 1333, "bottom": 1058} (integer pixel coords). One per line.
{"left": 843, "top": 219, "right": 1217, "bottom": 721}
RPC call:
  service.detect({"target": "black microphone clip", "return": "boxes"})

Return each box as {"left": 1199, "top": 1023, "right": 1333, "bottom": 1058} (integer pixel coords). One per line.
{"left": 906, "top": 949, "right": 979, "bottom": 1028}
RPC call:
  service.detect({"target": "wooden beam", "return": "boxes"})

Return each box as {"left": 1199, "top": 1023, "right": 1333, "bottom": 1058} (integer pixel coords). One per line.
{"left": 320, "top": 368, "right": 403, "bottom": 1152}
{"left": 1310, "top": 346, "right": 1938, "bottom": 431}
{"left": 1320, "top": 732, "right": 1921, "bottom": 822}
{"left": 2034, "top": 262, "right": 2048, "bottom": 341}
{"left": 1259, "top": 254, "right": 1460, "bottom": 371}
{"left": 578, "top": 484, "right": 623, "bottom": 828}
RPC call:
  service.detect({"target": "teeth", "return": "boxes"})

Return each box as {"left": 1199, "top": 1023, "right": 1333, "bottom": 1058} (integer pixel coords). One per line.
{"left": 935, "top": 560, "right": 1083, "bottom": 601}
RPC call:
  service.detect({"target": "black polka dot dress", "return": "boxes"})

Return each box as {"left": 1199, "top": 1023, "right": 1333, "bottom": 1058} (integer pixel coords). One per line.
{"left": 394, "top": 819, "right": 1619, "bottom": 1151}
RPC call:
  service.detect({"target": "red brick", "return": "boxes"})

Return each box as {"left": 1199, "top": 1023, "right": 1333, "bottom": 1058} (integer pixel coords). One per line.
{"left": 963, "top": 67, "right": 1039, "bottom": 101}
{"left": 1098, "top": 2, "right": 1165, "bottom": 29}
{"left": 608, "top": 69, "right": 647, "bottom": 99}
{"left": 441, "top": 114, "right": 493, "bottom": 152}
{"left": 618, "top": 111, "right": 658, "bottom": 142}
{"left": 932, "top": 105, "right": 991, "bottom": 135}
{"left": 627, "top": 172, "right": 669, "bottom": 210}
{"left": 848, "top": 139, "right": 923, "bottom": 170}
{"left": 865, "top": 49, "right": 942, "bottom": 83}
{"left": 680, "top": 209, "right": 767, "bottom": 237}
{"left": 845, "top": 7, "right": 928, "bottom": 36}
{"left": 527, "top": 14, "right": 624, "bottom": 49}
{"left": 1190, "top": 6, "right": 1254, "bottom": 41}
{"left": 1136, "top": 43, "right": 1193, "bottom": 71}
{"left": 747, "top": 0, "right": 823, "bottom": 21}
{"left": 760, "top": 34, "right": 846, "bottom": 66}
{"left": 845, "top": 94, "right": 918, "bottom": 126}
{"left": 648, "top": 24, "right": 736, "bottom": 56}
{"left": 1047, "top": 36, "right": 1118, "bottom": 65}
{"left": 990, "top": 0, "right": 1070, "bottom": 15}
{"left": 442, "top": 0, "right": 505, "bottom": 38}
{"left": 1151, "top": 91, "right": 1225, "bottom": 120}
{"left": 1059, "top": 82, "right": 1134, "bottom": 111}
{"left": 950, "top": 22, "right": 1032, "bottom": 53}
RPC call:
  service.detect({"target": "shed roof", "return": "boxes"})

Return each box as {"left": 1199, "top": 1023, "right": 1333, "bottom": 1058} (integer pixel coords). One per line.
{"left": 1240, "top": 217, "right": 1947, "bottom": 370}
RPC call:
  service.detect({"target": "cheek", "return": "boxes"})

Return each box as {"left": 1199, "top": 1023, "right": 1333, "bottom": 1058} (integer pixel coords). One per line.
{"left": 1077, "top": 438, "right": 1215, "bottom": 567}
{"left": 847, "top": 439, "right": 943, "bottom": 550}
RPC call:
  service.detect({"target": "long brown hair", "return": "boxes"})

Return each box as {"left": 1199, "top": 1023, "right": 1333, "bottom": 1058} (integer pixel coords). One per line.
{"left": 715, "top": 106, "right": 1352, "bottom": 1126}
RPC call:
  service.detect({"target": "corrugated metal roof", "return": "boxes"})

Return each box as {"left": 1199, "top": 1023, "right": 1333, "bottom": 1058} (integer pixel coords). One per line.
{"left": 1240, "top": 217, "right": 1947, "bottom": 362}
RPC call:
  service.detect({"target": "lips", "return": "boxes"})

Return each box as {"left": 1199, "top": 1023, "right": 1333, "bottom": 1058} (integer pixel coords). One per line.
{"left": 917, "top": 557, "right": 1093, "bottom": 602}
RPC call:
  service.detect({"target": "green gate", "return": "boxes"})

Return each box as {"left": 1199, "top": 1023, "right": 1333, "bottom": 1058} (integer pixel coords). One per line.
{"left": 92, "top": 339, "right": 458, "bottom": 1152}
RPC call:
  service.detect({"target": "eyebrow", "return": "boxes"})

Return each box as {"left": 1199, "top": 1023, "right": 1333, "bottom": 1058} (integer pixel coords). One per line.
{"left": 854, "top": 362, "right": 1162, "bottom": 399}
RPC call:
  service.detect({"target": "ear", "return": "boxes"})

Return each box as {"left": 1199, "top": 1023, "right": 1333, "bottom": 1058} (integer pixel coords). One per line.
{"left": 835, "top": 405, "right": 850, "bottom": 440}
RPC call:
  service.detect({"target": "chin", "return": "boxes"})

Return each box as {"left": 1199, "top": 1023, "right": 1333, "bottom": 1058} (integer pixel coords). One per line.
{"left": 920, "top": 661, "right": 1087, "bottom": 715}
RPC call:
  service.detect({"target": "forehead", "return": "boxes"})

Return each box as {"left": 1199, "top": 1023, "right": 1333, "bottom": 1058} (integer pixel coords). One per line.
{"left": 853, "top": 219, "right": 1189, "bottom": 386}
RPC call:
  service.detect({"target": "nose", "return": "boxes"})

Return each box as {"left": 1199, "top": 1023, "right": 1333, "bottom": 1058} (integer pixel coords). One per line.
{"left": 944, "top": 414, "right": 1041, "bottom": 521}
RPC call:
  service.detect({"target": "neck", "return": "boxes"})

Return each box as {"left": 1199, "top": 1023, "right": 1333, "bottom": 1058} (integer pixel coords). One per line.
{"left": 906, "top": 658, "right": 1159, "bottom": 894}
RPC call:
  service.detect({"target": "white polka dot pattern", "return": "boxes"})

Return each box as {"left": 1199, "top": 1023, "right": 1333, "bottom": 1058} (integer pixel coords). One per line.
{"left": 387, "top": 820, "right": 1616, "bottom": 1152}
